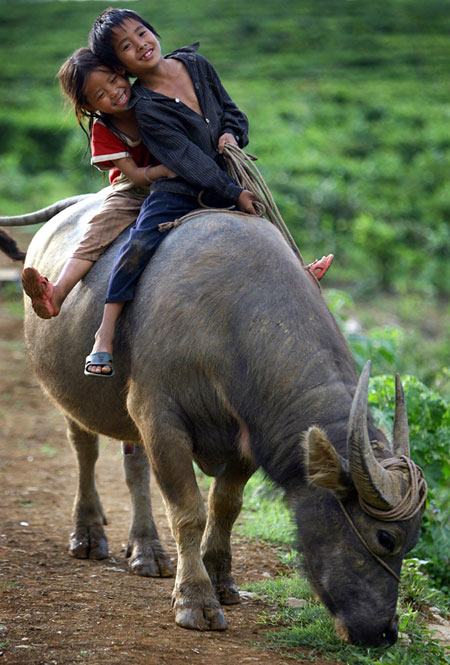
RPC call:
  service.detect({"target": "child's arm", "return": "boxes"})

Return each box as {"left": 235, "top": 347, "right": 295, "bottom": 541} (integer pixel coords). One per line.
{"left": 136, "top": 114, "right": 243, "bottom": 203}
{"left": 133, "top": 55, "right": 248, "bottom": 203}
{"left": 201, "top": 56, "right": 249, "bottom": 148}
{"left": 91, "top": 122, "right": 175, "bottom": 186}
{"left": 113, "top": 156, "right": 176, "bottom": 186}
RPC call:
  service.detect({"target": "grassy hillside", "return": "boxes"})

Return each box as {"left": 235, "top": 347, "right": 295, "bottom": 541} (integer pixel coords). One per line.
{"left": 1, "top": 0, "right": 449, "bottom": 305}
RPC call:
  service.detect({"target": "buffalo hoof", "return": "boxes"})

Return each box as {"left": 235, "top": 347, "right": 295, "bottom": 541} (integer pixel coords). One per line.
{"left": 210, "top": 572, "right": 240, "bottom": 605}
{"left": 172, "top": 586, "right": 227, "bottom": 631}
{"left": 69, "top": 526, "right": 108, "bottom": 560}
{"left": 175, "top": 604, "right": 227, "bottom": 631}
{"left": 126, "top": 538, "right": 174, "bottom": 578}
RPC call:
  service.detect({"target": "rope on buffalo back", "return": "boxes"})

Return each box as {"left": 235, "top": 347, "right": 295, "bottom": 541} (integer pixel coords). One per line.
{"left": 160, "top": 143, "right": 311, "bottom": 276}
{"left": 157, "top": 206, "right": 267, "bottom": 232}
{"left": 222, "top": 143, "right": 306, "bottom": 267}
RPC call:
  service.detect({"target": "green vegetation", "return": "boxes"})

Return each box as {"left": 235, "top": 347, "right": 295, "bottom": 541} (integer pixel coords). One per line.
{"left": 1, "top": 0, "right": 449, "bottom": 295}
{"left": 244, "top": 572, "right": 449, "bottom": 664}
{"left": 1, "top": 0, "right": 449, "bottom": 657}
{"left": 237, "top": 303, "right": 449, "bottom": 658}
{"left": 241, "top": 471, "right": 449, "bottom": 663}
{"left": 1, "top": 0, "right": 448, "bottom": 392}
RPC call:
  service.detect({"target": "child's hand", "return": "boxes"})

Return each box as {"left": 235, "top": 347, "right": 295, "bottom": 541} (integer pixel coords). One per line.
{"left": 145, "top": 164, "right": 177, "bottom": 182}
{"left": 159, "top": 165, "right": 177, "bottom": 179}
{"left": 237, "top": 189, "right": 258, "bottom": 215}
{"left": 218, "top": 132, "right": 238, "bottom": 154}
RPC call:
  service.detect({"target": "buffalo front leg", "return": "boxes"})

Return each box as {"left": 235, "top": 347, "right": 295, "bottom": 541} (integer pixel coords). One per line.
{"left": 201, "top": 459, "right": 254, "bottom": 605}
{"left": 66, "top": 417, "right": 108, "bottom": 560}
{"left": 122, "top": 442, "right": 174, "bottom": 577}
{"left": 142, "top": 423, "right": 226, "bottom": 631}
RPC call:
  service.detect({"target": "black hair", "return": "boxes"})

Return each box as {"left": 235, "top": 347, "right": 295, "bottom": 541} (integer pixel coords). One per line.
{"left": 89, "top": 7, "right": 160, "bottom": 73}
{"left": 57, "top": 47, "right": 111, "bottom": 142}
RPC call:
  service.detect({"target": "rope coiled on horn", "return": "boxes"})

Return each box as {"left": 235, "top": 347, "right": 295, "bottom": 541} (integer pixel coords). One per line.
{"left": 358, "top": 455, "right": 428, "bottom": 522}
{"left": 337, "top": 457, "right": 427, "bottom": 583}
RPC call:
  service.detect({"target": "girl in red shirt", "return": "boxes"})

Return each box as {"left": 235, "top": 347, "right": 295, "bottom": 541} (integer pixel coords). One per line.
{"left": 22, "top": 47, "right": 175, "bottom": 322}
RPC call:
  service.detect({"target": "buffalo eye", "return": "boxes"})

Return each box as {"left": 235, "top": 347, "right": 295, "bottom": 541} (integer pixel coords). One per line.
{"left": 377, "top": 530, "right": 396, "bottom": 553}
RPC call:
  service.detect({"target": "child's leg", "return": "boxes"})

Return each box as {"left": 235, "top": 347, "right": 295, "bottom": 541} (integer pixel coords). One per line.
{"left": 85, "top": 302, "right": 124, "bottom": 375}
{"left": 23, "top": 189, "right": 147, "bottom": 320}
{"left": 84, "top": 192, "right": 198, "bottom": 376}
{"left": 73, "top": 188, "right": 148, "bottom": 265}
{"left": 52, "top": 258, "right": 94, "bottom": 312}
{"left": 104, "top": 192, "right": 198, "bottom": 303}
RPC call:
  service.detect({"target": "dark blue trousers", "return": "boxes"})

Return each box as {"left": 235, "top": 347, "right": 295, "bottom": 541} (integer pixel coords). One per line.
{"left": 105, "top": 191, "right": 199, "bottom": 303}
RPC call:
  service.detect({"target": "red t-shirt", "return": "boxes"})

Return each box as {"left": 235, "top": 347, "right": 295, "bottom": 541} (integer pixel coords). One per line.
{"left": 90, "top": 120, "right": 152, "bottom": 186}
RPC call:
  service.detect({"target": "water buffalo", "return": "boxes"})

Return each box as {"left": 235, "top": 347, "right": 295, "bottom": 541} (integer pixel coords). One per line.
{"left": 2, "top": 190, "right": 426, "bottom": 647}
{"left": 1, "top": 192, "right": 174, "bottom": 578}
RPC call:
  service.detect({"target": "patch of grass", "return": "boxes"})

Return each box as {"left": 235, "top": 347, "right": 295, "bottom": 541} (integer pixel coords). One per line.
{"left": 401, "top": 558, "right": 450, "bottom": 613}
{"left": 20, "top": 500, "right": 35, "bottom": 508}
{"left": 238, "top": 470, "right": 296, "bottom": 545}
{"left": 245, "top": 572, "right": 450, "bottom": 665}
{"left": 243, "top": 573, "right": 313, "bottom": 607}
{"left": 0, "top": 281, "right": 23, "bottom": 299}
{"left": 239, "top": 471, "right": 449, "bottom": 662}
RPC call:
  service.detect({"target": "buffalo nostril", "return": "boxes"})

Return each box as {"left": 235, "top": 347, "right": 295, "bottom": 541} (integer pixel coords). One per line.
{"left": 346, "top": 613, "right": 399, "bottom": 647}
{"left": 382, "top": 614, "right": 399, "bottom": 646}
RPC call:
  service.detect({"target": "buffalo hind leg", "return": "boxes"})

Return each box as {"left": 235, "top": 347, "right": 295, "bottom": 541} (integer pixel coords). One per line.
{"left": 66, "top": 417, "right": 108, "bottom": 560}
{"left": 201, "top": 458, "right": 254, "bottom": 605}
{"left": 122, "top": 442, "right": 174, "bottom": 577}
{"left": 143, "top": 421, "right": 226, "bottom": 631}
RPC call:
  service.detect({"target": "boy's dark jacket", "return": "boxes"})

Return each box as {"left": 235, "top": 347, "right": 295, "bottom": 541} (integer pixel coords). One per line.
{"left": 130, "top": 44, "right": 249, "bottom": 204}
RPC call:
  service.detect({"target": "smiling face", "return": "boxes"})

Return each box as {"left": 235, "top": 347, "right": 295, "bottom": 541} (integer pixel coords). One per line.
{"left": 83, "top": 68, "right": 131, "bottom": 116}
{"left": 111, "top": 18, "right": 162, "bottom": 77}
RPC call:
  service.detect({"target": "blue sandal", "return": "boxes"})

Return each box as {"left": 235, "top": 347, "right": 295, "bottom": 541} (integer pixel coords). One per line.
{"left": 84, "top": 351, "right": 115, "bottom": 377}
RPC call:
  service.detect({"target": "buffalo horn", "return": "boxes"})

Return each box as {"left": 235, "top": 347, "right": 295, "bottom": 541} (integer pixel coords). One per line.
{"left": 393, "top": 374, "right": 410, "bottom": 458}
{"left": 347, "top": 361, "right": 406, "bottom": 510}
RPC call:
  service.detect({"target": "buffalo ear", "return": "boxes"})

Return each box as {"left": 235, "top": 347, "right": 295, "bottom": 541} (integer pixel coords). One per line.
{"left": 304, "top": 426, "right": 352, "bottom": 492}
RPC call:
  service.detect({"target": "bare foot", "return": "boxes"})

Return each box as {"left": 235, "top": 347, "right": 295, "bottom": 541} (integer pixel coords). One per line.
{"left": 46, "top": 285, "right": 66, "bottom": 317}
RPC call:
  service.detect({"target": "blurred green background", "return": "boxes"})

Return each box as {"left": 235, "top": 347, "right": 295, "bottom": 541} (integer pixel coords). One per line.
{"left": 0, "top": 0, "right": 448, "bottom": 595}
{"left": 1, "top": 1, "right": 449, "bottom": 286}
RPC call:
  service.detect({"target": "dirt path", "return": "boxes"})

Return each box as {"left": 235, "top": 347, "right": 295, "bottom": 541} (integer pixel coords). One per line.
{"left": 1, "top": 234, "right": 449, "bottom": 664}
{"left": 0, "top": 296, "right": 337, "bottom": 665}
